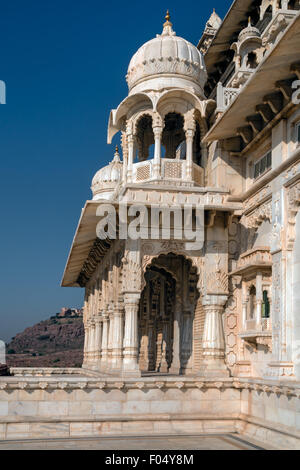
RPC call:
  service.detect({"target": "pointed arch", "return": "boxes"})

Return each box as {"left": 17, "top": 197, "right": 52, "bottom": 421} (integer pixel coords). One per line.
{"left": 107, "top": 93, "right": 154, "bottom": 144}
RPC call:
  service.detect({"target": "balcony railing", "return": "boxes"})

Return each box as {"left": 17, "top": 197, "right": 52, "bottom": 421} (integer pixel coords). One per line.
{"left": 239, "top": 317, "right": 272, "bottom": 351}
{"left": 243, "top": 317, "right": 272, "bottom": 333}
{"left": 216, "top": 83, "right": 239, "bottom": 112}
{"left": 132, "top": 158, "right": 204, "bottom": 186}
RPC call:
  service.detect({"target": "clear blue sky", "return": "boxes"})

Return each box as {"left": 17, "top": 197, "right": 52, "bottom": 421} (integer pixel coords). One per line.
{"left": 0, "top": 0, "right": 231, "bottom": 342}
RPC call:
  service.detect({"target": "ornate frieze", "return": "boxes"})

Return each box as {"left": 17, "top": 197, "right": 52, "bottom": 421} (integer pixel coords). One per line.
{"left": 242, "top": 199, "right": 272, "bottom": 229}
{"left": 77, "top": 239, "right": 112, "bottom": 287}
{"left": 3, "top": 375, "right": 300, "bottom": 398}
{"left": 244, "top": 185, "right": 272, "bottom": 211}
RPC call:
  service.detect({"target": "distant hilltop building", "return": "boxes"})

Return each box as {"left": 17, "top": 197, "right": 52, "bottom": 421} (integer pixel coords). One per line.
{"left": 58, "top": 307, "right": 83, "bottom": 318}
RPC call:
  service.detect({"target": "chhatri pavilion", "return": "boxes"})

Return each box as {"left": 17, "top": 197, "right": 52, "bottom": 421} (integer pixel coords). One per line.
{"left": 3, "top": 2, "right": 300, "bottom": 449}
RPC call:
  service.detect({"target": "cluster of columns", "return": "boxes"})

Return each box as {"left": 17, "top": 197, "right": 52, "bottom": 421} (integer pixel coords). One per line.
{"left": 83, "top": 292, "right": 229, "bottom": 377}
{"left": 83, "top": 294, "right": 141, "bottom": 377}
{"left": 125, "top": 113, "right": 196, "bottom": 183}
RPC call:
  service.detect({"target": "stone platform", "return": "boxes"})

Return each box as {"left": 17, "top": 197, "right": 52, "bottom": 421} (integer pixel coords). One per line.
{"left": 0, "top": 369, "right": 299, "bottom": 450}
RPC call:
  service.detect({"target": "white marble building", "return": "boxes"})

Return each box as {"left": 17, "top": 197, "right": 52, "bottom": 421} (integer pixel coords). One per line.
{"left": 62, "top": 4, "right": 300, "bottom": 384}
{"left": 2, "top": 2, "right": 300, "bottom": 449}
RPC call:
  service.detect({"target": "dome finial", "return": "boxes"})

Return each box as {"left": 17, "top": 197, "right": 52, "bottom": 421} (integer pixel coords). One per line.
{"left": 162, "top": 9, "right": 175, "bottom": 36}
{"left": 248, "top": 16, "right": 252, "bottom": 27}
{"left": 113, "top": 145, "right": 121, "bottom": 163}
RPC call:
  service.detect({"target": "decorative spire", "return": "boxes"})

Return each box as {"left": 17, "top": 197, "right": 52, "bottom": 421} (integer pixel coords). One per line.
{"left": 112, "top": 145, "right": 121, "bottom": 163}
{"left": 248, "top": 17, "right": 252, "bottom": 27}
{"left": 205, "top": 8, "right": 222, "bottom": 31}
{"left": 161, "top": 9, "right": 175, "bottom": 37}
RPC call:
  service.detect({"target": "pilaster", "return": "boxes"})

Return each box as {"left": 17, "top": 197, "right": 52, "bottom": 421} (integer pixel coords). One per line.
{"left": 101, "top": 313, "right": 109, "bottom": 371}
{"left": 266, "top": 184, "right": 295, "bottom": 379}
{"left": 111, "top": 302, "right": 124, "bottom": 372}
{"left": 198, "top": 294, "right": 230, "bottom": 377}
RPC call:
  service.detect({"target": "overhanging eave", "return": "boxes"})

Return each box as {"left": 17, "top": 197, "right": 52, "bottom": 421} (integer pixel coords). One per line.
{"left": 203, "top": 14, "right": 300, "bottom": 143}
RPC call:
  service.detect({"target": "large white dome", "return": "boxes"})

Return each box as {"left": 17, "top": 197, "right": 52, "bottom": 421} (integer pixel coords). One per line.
{"left": 126, "top": 13, "right": 207, "bottom": 97}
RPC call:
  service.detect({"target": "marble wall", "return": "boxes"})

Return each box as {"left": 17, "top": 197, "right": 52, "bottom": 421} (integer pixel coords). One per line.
{"left": 0, "top": 375, "right": 299, "bottom": 449}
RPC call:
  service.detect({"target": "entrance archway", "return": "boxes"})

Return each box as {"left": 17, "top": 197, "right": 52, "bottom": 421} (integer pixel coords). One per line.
{"left": 138, "top": 253, "right": 200, "bottom": 375}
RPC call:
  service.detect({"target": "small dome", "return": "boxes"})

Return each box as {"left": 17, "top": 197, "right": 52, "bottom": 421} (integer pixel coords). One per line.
{"left": 238, "top": 18, "right": 261, "bottom": 43}
{"left": 126, "top": 12, "right": 207, "bottom": 96}
{"left": 91, "top": 147, "right": 123, "bottom": 200}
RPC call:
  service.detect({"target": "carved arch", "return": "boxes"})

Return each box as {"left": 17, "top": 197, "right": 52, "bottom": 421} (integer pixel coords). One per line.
{"left": 108, "top": 93, "right": 154, "bottom": 143}
{"left": 260, "top": 0, "right": 275, "bottom": 20}
{"left": 141, "top": 246, "right": 203, "bottom": 291}
{"left": 131, "top": 110, "right": 163, "bottom": 135}
{"left": 155, "top": 89, "right": 205, "bottom": 118}
{"left": 141, "top": 252, "right": 201, "bottom": 306}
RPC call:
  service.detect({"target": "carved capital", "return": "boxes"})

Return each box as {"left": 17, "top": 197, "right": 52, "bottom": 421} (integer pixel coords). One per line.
{"left": 153, "top": 126, "right": 163, "bottom": 139}
{"left": 203, "top": 294, "right": 228, "bottom": 307}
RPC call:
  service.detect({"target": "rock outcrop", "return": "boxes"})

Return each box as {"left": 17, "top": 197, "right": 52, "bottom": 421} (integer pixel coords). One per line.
{"left": 6, "top": 311, "right": 84, "bottom": 368}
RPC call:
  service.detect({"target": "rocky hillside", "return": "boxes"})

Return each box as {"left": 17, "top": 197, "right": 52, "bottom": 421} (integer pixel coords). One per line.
{"left": 6, "top": 311, "right": 84, "bottom": 368}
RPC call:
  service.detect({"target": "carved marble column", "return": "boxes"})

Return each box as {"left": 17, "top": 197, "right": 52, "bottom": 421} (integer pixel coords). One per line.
{"left": 88, "top": 319, "right": 96, "bottom": 365}
{"left": 159, "top": 321, "right": 169, "bottom": 373}
{"left": 111, "top": 302, "right": 124, "bottom": 371}
{"left": 153, "top": 126, "right": 163, "bottom": 180}
{"left": 121, "top": 131, "right": 128, "bottom": 183}
{"left": 256, "top": 272, "right": 263, "bottom": 330}
{"left": 101, "top": 313, "right": 109, "bottom": 370}
{"left": 83, "top": 322, "right": 90, "bottom": 366}
{"left": 242, "top": 282, "right": 248, "bottom": 331}
{"left": 185, "top": 129, "right": 195, "bottom": 182}
{"left": 122, "top": 293, "right": 141, "bottom": 376}
{"left": 127, "top": 134, "right": 135, "bottom": 183}
{"left": 181, "top": 309, "right": 194, "bottom": 375}
{"left": 169, "top": 300, "right": 181, "bottom": 375}
{"left": 94, "top": 316, "right": 102, "bottom": 364}
{"left": 147, "top": 320, "right": 155, "bottom": 371}
{"left": 199, "top": 294, "right": 230, "bottom": 377}
{"left": 107, "top": 307, "right": 114, "bottom": 371}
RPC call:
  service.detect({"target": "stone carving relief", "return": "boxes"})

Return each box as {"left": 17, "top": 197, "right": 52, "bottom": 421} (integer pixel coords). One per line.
{"left": 272, "top": 257, "right": 281, "bottom": 360}
{"left": 244, "top": 185, "right": 272, "bottom": 211}
{"left": 262, "top": 14, "right": 288, "bottom": 52}
{"left": 140, "top": 240, "right": 204, "bottom": 291}
{"left": 271, "top": 192, "right": 283, "bottom": 253}
{"left": 243, "top": 199, "right": 272, "bottom": 229}
{"left": 287, "top": 181, "right": 300, "bottom": 250}
{"left": 121, "top": 250, "right": 142, "bottom": 293}
{"left": 205, "top": 250, "right": 228, "bottom": 295}
{"left": 126, "top": 57, "right": 205, "bottom": 91}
